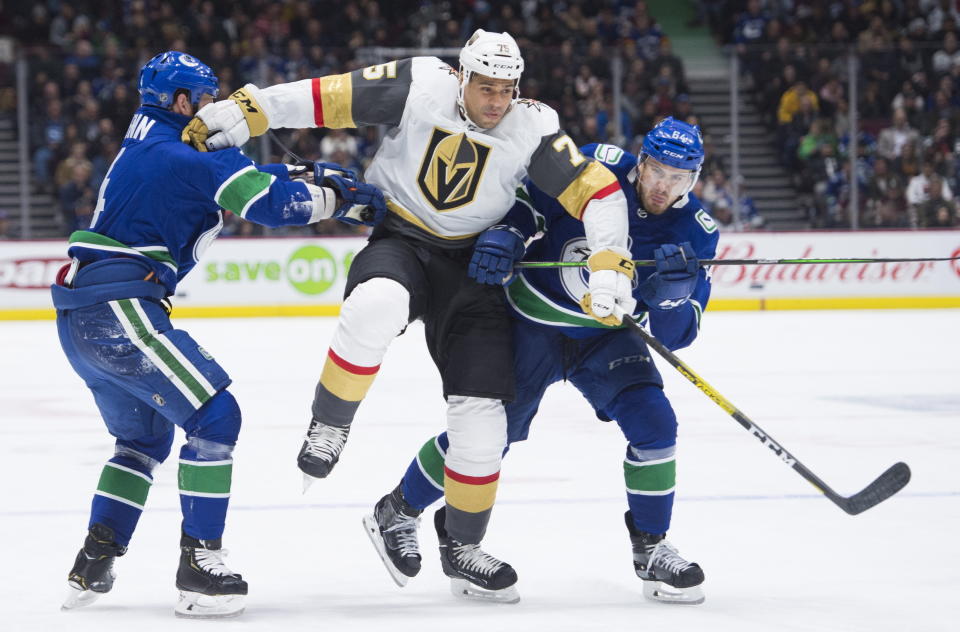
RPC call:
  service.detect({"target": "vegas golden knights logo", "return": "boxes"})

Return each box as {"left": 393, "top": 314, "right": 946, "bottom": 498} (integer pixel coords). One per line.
{"left": 417, "top": 128, "right": 491, "bottom": 211}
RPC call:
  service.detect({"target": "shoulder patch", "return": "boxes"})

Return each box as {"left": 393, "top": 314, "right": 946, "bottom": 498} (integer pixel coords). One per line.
{"left": 695, "top": 209, "right": 718, "bottom": 234}
{"left": 516, "top": 98, "right": 545, "bottom": 112}
{"left": 593, "top": 143, "right": 624, "bottom": 165}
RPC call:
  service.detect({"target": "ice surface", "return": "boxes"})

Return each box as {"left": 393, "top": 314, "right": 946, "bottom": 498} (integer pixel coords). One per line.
{"left": 1, "top": 310, "right": 957, "bottom": 631}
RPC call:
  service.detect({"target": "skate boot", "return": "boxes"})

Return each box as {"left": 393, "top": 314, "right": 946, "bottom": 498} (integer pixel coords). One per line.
{"left": 174, "top": 532, "right": 248, "bottom": 618}
{"left": 434, "top": 507, "right": 519, "bottom": 604}
{"left": 62, "top": 523, "right": 126, "bottom": 610}
{"left": 625, "top": 511, "right": 705, "bottom": 605}
{"left": 297, "top": 418, "right": 350, "bottom": 491}
{"left": 363, "top": 484, "right": 424, "bottom": 586}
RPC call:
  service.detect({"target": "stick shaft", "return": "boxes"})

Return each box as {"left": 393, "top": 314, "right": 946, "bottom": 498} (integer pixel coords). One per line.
{"left": 516, "top": 256, "right": 959, "bottom": 269}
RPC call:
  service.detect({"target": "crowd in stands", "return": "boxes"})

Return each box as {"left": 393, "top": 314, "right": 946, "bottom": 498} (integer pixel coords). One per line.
{"left": 705, "top": 0, "right": 960, "bottom": 228}
{"left": 2, "top": 0, "right": 720, "bottom": 238}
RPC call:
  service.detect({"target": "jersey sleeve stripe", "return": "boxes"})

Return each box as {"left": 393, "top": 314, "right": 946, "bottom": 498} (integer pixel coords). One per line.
{"left": 311, "top": 77, "right": 324, "bottom": 127}
{"left": 213, "top": 165, "right": 255, "bottom": 205}
{"left": 215, "top": 167, "right": 276, "bottom": 218}
{"left": 318, "top": 73, "right": 356, "bottom": 128}
{"left": 556, "top": 161, "right": 620, "bottom": 219}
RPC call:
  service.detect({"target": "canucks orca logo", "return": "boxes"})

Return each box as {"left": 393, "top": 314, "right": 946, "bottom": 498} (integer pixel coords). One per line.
{"left": 559, "top": 236, "right": 636, "bottom": 305}
{"left": 558, "top": 237, "right": 592, "bottom": 303}
{"left": 417, "top": 127, "right": 491, "bottom": 211}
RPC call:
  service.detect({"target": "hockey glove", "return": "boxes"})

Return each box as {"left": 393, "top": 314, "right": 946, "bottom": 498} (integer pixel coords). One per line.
{"left": 313, "top": 162, "right": 387, "bottom": 226}
{"left": 182, "top": 84, "right": 269, "bottom": 152}
{"left": 638, "top": 242, "right": 699, "bottom": 311}
{"left": 579, "top": 247, "right": 637, "bottom": 326}
{"left": 468, "top": 225, "right": 526, "bottom": 285}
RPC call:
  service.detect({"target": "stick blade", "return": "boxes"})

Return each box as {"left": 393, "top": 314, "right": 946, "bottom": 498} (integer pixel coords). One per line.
{"left": 835, "top": 462, "right": 911, "bottom": 515}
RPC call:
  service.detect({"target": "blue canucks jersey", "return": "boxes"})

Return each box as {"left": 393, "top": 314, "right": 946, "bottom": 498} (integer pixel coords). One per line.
{"left": 504, "top": 143, "right": 720, "bottom": 350}
{"left": 66, "top": 106, "right": 319, "bottom": 295}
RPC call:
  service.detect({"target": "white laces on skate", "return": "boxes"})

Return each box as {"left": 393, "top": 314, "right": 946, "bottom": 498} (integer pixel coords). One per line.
{"left": 193, "top": 547, "right": 236, "bottom": 577}
{"left": 452, "top": 543, "right": 505, "bottom": 576}
{"left": 384, "top": 515, "right": 421, "bottom": 557}
{"left": 649, "top": 540, "right": 694, "bottom": 574}
{"left": 304, "top": 423, "right": 349, "bottom": 461}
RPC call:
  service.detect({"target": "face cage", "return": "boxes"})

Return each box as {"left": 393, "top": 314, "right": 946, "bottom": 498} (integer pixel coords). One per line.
{"left": 457, "top": 67, "right": 521, "bottom": 129}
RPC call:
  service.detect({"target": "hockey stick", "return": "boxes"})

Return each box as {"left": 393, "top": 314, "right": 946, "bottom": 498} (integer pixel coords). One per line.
{"left": 516, "top": 256, "right": 960, "bottom": 269}
{"left": 618, "top": 313, "right": 911, "bottom": 515}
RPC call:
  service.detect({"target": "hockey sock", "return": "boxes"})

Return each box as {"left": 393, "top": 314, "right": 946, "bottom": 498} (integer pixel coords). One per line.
{"left": 179, "top": 437, "right": 233, "bottom": 540}
{"left": 313, "top": 348, "right": 379, "bottom": 427}
{"left": 178, "top": 390, "right": 241, "bottom": 539}
{"left": 401, "top": 433, "right": 450, "bottom": 510}
{"left": 314, "top": 278, "right": 409, "bottom": 425}
{"left": 90, "top": 453, "right": 156, "bottom": 547}
{"left": 624, "top": 445, "right": 676, "bottom": 535}
{"left": 442, "top": 397, "right": 505, "bottom": 544}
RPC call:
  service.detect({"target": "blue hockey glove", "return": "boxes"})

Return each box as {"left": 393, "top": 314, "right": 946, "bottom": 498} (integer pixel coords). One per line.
{"left": 468, "top": 225, "right": 526, "bottom": 285}
{"left": 312, "top": 162, "right": 387, "bottom": 226}
{"left": 638, "top": 242, "right": 699, "bottom": 310}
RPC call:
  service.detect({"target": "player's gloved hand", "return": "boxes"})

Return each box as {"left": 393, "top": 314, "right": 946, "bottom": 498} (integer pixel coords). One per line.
{"left": 468, "top": 225, "right": 526, "bottom": 285}
{"left": 313, "top": 162, "right": 387, "bottom": 226}
{"left": 181, "top": 84, "right": 269, "bottom": 152}
{"left": 579, "top": 247, "right": 637, "bottom": 325}
{"left": 638, "top": 242, "right": 699, "bottom": 310}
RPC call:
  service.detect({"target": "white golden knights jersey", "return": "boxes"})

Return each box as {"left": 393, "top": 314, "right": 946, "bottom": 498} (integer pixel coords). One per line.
{"left": 258, "top": 57, "right": 621, "bottom": 247}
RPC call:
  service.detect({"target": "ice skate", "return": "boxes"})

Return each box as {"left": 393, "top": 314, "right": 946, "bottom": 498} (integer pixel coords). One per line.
{"left": 62, "top": 523, "right": 126, "bottom": 610}
{"left": 174, "top": 532, "right": 247, "bottom": 618}
{"left": 363, "top": 485, "right": 423, "bottom": 586}
{"left": 434, "top": 508, "right": 519, "bottom": 604}
{"left": 626, "top": 511, "right": 705, "bottom": 605}
{"left": 298, "top": 418, "right": 350, "bottom": 491}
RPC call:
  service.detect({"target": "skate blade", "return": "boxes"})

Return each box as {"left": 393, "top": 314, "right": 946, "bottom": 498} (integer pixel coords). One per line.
{"left": 362, "top": 514, "right": 412, "bottom": 587}
{"left": 174, "top": 591, "right": 245, "bottom": 618}
{"left": 642, "top": 580, "right": 705, "bottom": 605}
{"left": 62, "top": 583, "right": 102, "bottom": 610}
{"left": 450, "top": 578, "right": 520, "bottom": 604}
{"left": 302, "top": 472, "right": 317, "bottom": 494}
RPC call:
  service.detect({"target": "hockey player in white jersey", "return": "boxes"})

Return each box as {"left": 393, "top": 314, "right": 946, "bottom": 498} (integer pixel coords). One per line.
{"left": 366, "top": 119, "right": 714, "bottom": 605}
{"left": 184, "top": 30, "right": 634, "bottom": 599}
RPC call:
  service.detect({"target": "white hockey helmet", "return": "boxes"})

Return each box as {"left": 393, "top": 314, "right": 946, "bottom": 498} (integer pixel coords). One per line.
{"left": 459, "top": 29, "right": 525, "bottom": 81}
{"left": 457, "top": 29, "right": 525, "bottom": 128}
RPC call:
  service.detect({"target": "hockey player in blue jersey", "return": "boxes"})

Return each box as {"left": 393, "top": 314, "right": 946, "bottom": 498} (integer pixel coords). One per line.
{"left": 363, "top": 118, "right": 717, "bottom": 605}
{"left": 52, "top": 51, "right": 385, "bottom": 618}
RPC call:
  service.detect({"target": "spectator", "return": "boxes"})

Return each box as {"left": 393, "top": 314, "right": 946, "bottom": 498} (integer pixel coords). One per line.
{"left": 54, "top": 141, "right": 92, "bottom": 193}
{"left": 917, "top": 201, "right": 958, "bottom": 228}
{"left": 320, "top": 129, "right": 360, "bottom": 169}
{"left": 906, "top": 161, "right": 954, "bottom": 208}
{"left": 651, "top": 38, "right": 687, "bottom": 94}
{"left": 734, "top": 176, "right": 764, "bottom": 229}
{"left": 817, "top": 76, "right": 844, "bottom": 119}
{"left": 32, "top": 100, "right": 66, "bottom": 193}
{"left": 59, "top": 163, "right": 96, "bottom": 232}
{"left": 734, "top": 0, "right": 769, "bottom": 76}
{"left": 878, "top": 108, "right": 921, "bottom": 160}
{"left": 891, "top": 81, "right": 925, "bottom": 128}
{"left": 932, "top": 31, "right": 960, "bottom": 75}
{"left": 702, "top": 168, "right": 733, "bottom": 212}
{"left": 778, "top": 81, "right": 820, "bottom": 125}
{"left": 864, "top": 157, "right": 907, "bottom": 227}
{"left": 928, "top": 0, "right": 960, "bottom": 35}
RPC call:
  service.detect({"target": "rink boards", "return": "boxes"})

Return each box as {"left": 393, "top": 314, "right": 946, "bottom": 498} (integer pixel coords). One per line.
{"left": 1, "top": 230, "right": 959, "bottom": 319}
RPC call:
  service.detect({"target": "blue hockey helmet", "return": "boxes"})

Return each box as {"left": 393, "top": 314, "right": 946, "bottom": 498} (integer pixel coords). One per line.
{"left": 640, "top": 117, "right": 704, "bottom": 172}
{"left": 138, "top": 51, "right": 219, "bottom": 108}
